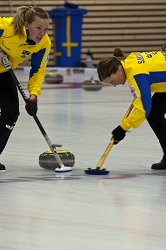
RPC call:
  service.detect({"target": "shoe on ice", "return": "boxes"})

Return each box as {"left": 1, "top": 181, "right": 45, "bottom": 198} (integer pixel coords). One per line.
{"left": 151, "top": 160, "right": 166, "bottom": 170}
{"left": 0, "top": 163, "right": 6, "bottom": 172}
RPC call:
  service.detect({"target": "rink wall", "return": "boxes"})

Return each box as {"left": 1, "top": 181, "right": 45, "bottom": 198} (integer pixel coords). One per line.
{"left": 14, "top": 67, "right": 99, "bottom": 83}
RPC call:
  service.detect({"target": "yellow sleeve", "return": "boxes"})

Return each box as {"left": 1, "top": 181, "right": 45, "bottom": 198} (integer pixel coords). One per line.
{"left": 120, "top": 70, "right": 152, "bottom": 131}
{"left": 27, "top": 37, "right": 51, "bottom": 97}
{"left": 120, "top": 97, "right": 146, "bottom": 131}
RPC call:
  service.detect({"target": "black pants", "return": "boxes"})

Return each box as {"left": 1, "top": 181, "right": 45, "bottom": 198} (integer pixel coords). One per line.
{"left": 147, "top": 92, "right": 166, "bottom": 160}
{"left": 0, "top": 71, "right": 20, "bottom": 154}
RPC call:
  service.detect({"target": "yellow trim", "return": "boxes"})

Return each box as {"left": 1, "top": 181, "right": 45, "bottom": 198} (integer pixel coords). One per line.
{"left": 44, "top": 149, "right": 70, "bottom": 154}
{"left": 62, "top": 16, "right": 78, "bottom": 57}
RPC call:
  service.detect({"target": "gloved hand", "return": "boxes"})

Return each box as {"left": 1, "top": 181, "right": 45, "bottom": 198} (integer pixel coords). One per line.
{"left": 111, "top": 125, "right": 126, "bottom": 145}
{"left": 25, "top": 97, "right": 38, "bottom": 116}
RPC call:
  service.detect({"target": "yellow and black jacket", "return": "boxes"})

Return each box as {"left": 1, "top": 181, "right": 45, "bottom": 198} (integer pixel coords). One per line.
{"left": 0, "top": 17, "right": 51, "bottom": 96}
{"left": 120, "top": 51, "right": 166, "bottom": 131}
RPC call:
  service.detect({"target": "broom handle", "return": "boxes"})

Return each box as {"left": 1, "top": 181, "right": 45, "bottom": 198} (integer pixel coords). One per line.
{"left": 97, "top": 101, "right": 134, "bottom": 168}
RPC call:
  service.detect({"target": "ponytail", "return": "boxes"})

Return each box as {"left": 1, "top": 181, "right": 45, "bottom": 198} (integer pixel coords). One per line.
{"left": 113, "top": 47, "right": 125, "bottom": 59}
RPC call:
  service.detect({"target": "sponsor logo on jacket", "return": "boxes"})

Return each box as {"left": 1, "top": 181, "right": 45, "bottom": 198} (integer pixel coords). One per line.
{"left": 44, "top": 50, "right": 50, "bottom": 63}
{"left": 21, "top": 50, "right": 30, "bottom": 58}
{"left": 130, "top": 85, "right": 137, "bottom": 99}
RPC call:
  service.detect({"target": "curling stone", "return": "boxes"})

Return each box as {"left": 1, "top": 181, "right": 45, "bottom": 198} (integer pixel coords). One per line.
{"left": 82, "top": 77, "right": 103, "bottom": 91}
{"left": 44, "top": 70, "right": 63, "bottom": 84}
{"left": 39, "top": 144, "right": 75, "bottom": 170}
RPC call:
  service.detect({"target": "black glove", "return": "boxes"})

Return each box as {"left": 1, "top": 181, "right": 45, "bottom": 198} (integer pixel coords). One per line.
{"left": 112, "top": 125, "right": 126, "bottom": 145}
{"left": 25, "top": 98, "right": 38, "bottom": 116}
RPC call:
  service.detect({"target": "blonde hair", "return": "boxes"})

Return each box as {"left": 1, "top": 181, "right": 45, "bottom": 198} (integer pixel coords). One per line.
{"left": 12, "top": 6, "right": 49, "bottom": 37}
{"left": 97, "top": 47, "right": 125, "bottom": 81}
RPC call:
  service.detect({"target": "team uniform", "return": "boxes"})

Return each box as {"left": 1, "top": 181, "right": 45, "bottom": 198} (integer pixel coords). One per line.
{"left": 0, "top": 17, "right": 51, "bottom": 155}
{"left": 120, "top": 51, "right": 166, "bottom": 159}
